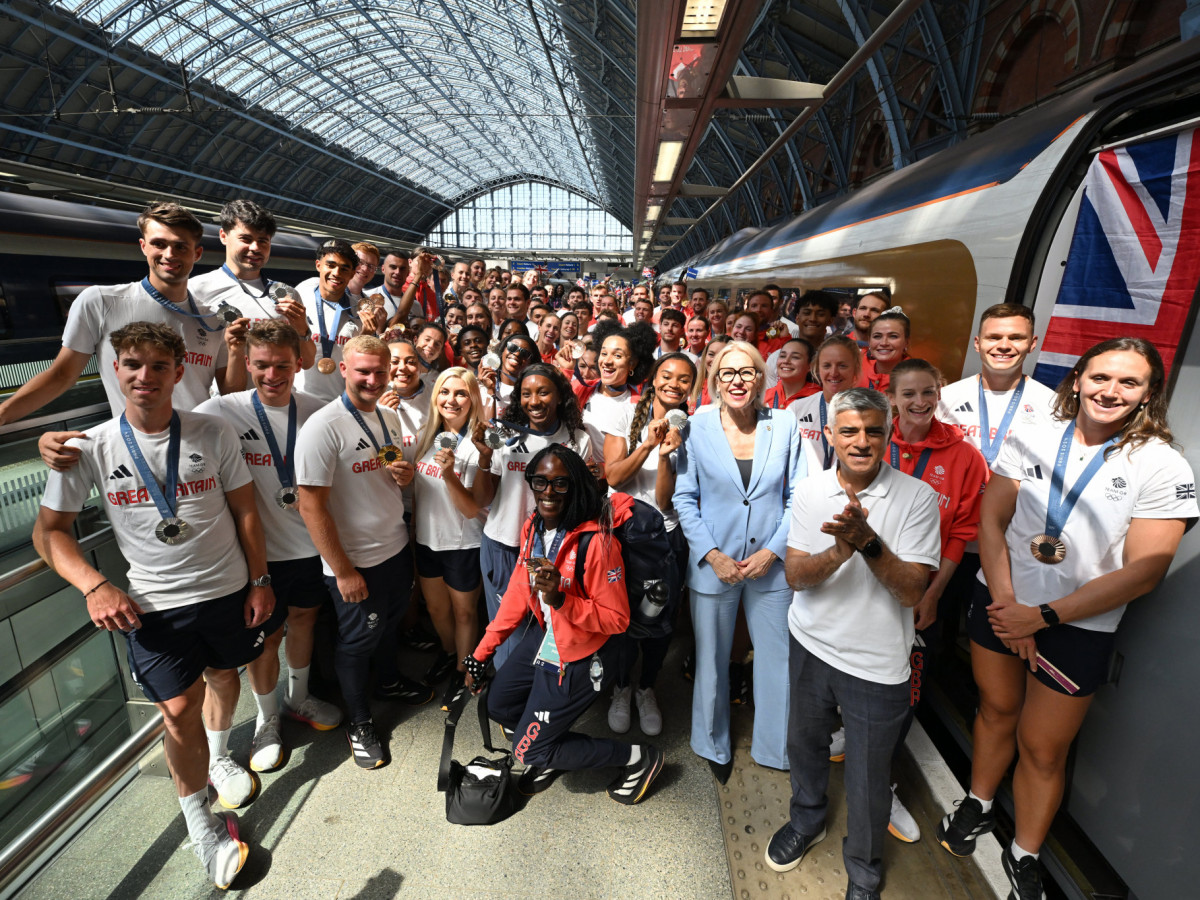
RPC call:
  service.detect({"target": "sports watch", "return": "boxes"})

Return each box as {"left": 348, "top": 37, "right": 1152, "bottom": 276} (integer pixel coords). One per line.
{"left": 1039, "top": 603, "right": 1060, "bottom": 627}
{"left": 858, "top": 535, "right": 883, "bottom": 559}
{"left": 250, "top": 574, "right": 273, "bottom": 588}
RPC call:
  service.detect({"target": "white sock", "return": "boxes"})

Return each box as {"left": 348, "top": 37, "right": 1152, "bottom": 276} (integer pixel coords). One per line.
{"left": 254, "top": 690, "right": 280, "bottom": 729}
{"left": 179, "top": 788, "right": 218, "bottom": 839}
{"left": 206, "top": 728, "right": 230, "bottom": 765}
{"left": 286, "top": 665, "right": 310, "bottom": 706}
{"left": 1011, "top": 840, "right": 1038, "bottom": 861}
{"left": 969, "top": 790, "right": 993, "bottom": 813}
{"left": 628, "top": 745, "right": 642, "bottom": 765}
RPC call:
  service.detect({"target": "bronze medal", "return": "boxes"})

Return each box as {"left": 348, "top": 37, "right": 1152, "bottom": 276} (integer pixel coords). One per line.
{"left": 377, "top": 444, "right": 402, "bottom": 465}
{"left": 317, "top": 357, "right": 336, "bottom": 374}
{"left": 766, "top": 325, "right": 779, "bottom": 339}
{"left": 1030, "top": 534, "right": 1067, "bottom": 564}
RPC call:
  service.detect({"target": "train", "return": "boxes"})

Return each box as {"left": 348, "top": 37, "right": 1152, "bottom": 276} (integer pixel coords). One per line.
{"left": 664, "top": 37, "right": 1200, "bottom": 900}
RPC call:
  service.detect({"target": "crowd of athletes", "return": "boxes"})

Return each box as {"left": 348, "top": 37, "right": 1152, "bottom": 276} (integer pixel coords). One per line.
{"left": 5, "top": 199, "right": 1193, "bottom": 900}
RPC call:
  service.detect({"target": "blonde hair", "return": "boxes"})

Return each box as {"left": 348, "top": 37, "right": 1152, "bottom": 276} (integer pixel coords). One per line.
{"left": 342, "top": 334, "right": 390, "bottom": 363}
{"left": 706, "top": 340, "right": 766, "bottom": 410}
{"left": 413, "top": 367, "right": 485, "bottom": 461}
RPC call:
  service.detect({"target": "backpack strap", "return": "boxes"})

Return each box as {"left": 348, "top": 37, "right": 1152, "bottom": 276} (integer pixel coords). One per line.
{"left": 437, "top": 684, "right": 471, "bottom": 792}
{"left": 574, "top": 531, "right": 593, "bottom": 588}
{"left": 477, "top": 683, "right": 511, "bottom": 759}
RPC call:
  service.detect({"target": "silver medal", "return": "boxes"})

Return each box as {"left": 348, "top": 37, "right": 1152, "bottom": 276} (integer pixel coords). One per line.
{"left": 216, "top": 301, "right": 244, "bottom": 324}
{"left": 275, "top": 486, "right": 299, "bottom": 510}
{"left": 483, "top": 427, "right": 504, "bottom": 450}
{"left": 155, "top": 517, "right": 191, "bottom": 545}
{"left": 481, "top": 352, "right": 501, "bottom": 370}
{"left": 269, "top": 283, "right": 298, "bottom": 302}
{"left": 665, "top": 408, "right": 689, "bottom": 430}
{"left": 435, "top": 431, "right": 461, "bottom": 452}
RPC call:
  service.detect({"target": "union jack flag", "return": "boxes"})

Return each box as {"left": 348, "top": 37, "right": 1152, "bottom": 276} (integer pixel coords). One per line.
{"left": 606, "top": 567, "right": 623, "bottom": 583}
{"left": 534, "top": 264, "right": 548, "bottom": 274}
{"left": 642, "top": 266, "right": 656, "bottom": 279}
{"left": 1033, "top": 127, "right": 1200, "bottom": 388}
{"left": 576, "top": 278, "right": 587, "bottom": 288}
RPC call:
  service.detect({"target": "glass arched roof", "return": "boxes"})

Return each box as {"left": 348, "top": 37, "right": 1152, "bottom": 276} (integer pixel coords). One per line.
{"left": 58, "top": 1, "right": 611, "bottom": 207}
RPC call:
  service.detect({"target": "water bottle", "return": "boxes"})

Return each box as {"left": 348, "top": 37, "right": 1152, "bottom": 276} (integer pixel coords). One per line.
{"left": 638, "top": 579, "right": 668, "bottom": 620}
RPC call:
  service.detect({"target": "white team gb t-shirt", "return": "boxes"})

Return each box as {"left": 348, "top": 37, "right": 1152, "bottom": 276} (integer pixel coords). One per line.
{"left": 787, "top": 464, "right": 942, "bottom": 684}
{"left": 292, "top": 277, "right": 361, "bottom": 402}
{"left": 189, "top": 267, "right": 294, "bottom": 325}
{"left": 295, "top": 397, "right": 409, "bottom": 574}
{"left": 938, "top": 375, "right": 1057, "bottom": 470}
{"left": 41, "top": 411, "right": 252, "bottom": 612}
{"left": 62, "top": 281, "right": 229, "bottom": 414}
{"left": 413, "top": 432, "right": 485, "bottom": 551}
{"left": 605, "top": 405, "right": 679, "bottom": 531}
{"left": 582, "top": 388, "right": 636, "bottom": 454}
{"left": 991, "top": 422, "right": 1198, "bottom": 633}
{"left": 195, "top": 390, "right": 324, "bottom": 563}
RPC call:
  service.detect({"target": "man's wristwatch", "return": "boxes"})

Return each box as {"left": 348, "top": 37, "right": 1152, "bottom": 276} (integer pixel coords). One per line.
{"left": 250, "top": 574, "right": 272, "bottom": 588}
{"left": 857, "top": 535, "right": 883, "bottom": 559}
{"left": 1039, "top": 603, "right": 1060, "bottom": 627}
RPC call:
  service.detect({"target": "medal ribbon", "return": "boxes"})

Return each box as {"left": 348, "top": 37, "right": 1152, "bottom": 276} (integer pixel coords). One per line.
{"left": 889, "top": 443, "right": 933, "bottom": 480}
{"left": 977, "top": 376, "right": 1026, "bottom": 466}
{"left": 490, "top": 417, "right": 559, "bottom": 447}
{"left": 141, "top": 277, "right": 223, "bottom": 333}
{"left": 532, "top": 524, "right": 567, "bottom": 565}
{"left": 314, "top": 287, "right": 346, "bottom": 362}
{"left": 221, "top": 264, "right": 274, "bottom": 300}
{"left": 251, "top": 392, "right": 296, "bottom": 489}
{"left": 819, "top": 396, "right": 833, "bottom": 470}
{"left": 340, "top": 393, "right": 392, "bottom": 454}
{"left": 119, "top": 411, "right": 182, "bottom": 521}
{"left": 1045, "top": 421, "right": 1117, "bottom": 539}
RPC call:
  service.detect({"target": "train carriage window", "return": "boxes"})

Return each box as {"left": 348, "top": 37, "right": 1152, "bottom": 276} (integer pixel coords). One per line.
{"left": 0, "top": 282, "right": 11, "bottom": 340}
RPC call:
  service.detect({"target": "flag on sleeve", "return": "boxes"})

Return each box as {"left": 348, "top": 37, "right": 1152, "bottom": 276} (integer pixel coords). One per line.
{"left": 1033, "top": 127, "right": 1200, "bottom": 388}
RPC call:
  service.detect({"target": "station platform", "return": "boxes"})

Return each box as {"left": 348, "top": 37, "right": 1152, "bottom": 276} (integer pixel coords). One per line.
{"left": 15, "top": 640, "right": 997, "bottom": 900}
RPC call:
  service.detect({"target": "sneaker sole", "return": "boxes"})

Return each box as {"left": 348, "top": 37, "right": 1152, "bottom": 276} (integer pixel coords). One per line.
{"left": 283, "top": 710, "right": 340, "bottom": 732}
{"left": 346, "top": 733, "right": 386, "bottom": 769}
{"left": 211, "top": 778, "right": 258, "bottom": 810}
{"left": 213, "top": 814, "right": 249, "bottom": 890}
{"left": 608, "top": 750, "right": 664, "bottom": 805}
{"left": 249, "top": 749, "right": 283, "bottom": 773}
{"left": 829, "top": 751, "right": 845, "bottom": 763}
{"left": 888, "top": 821, "right": 920, "bottom": 843}
{"left": 764, "top": 826, "right": 826, "bottom": 873}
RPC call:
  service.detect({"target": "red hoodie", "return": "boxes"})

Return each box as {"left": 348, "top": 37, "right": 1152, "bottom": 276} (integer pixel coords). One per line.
{"left": 474, "top": 495, "right": 633, "bottom": 665}
{"left": 889, "top": 418, "right": 987, "bottom": 565}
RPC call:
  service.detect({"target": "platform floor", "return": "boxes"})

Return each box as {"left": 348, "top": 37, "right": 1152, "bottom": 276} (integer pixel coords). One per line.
{"left": 16, "top": 640, "right": 991, "bottom": 899}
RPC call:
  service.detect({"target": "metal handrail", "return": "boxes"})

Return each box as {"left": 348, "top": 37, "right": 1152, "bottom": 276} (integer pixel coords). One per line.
{"left": 0, "top": 713, "right": 164, "bottom": 897}
{"left": 0, "top": 527, "right": 113, "bottom": 595}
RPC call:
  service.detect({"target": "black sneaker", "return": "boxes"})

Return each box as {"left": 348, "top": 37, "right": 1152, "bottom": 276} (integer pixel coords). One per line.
{"left": 440, "top": 671, "right": 467, "bottom": 712}
{"left": 765, "top": 822, "right": 826, "bottom": 873}
{"left": 424, "top": 651, "right": 456, "bottom": 685}
{"left": 845, "top": 883, "right": 881, "bottom": 900}
{"left": 517, "top": 766, "right": 563, "bottom": 795}
{"left": 936, "top": 794, "right": 996, "bottom": 857}
{"left": 1002, "top": 845, "right": 1046, "bottom": 900}
{"left": 346, "top": 721, "right": 386, "bottom": 769}
{"left": 374, "top": 674, "right": 435, "bottom": 705}
{"left": 401, "top": 626, "right": 439, "bottom": 652}
{"left": 607, "top": 745, "right": 664, "bottom": 805}
{"left": 730, "top": 661, "right": 752, "bottom": 705}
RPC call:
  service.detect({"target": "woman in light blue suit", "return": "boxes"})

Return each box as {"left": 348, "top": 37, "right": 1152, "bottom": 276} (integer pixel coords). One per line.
{"left": 675, "top": 341, "right": 805, "bottom": 782}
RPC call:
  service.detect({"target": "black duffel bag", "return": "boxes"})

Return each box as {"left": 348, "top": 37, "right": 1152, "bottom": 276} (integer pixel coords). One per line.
{"left": 437, "top": 684, "right": 517, "bottom": 826}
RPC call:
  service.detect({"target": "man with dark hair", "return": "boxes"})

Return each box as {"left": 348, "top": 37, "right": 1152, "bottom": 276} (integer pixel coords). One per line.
{"left": 1, "top": 201, "right": 245, "bottom": 434}
{"left": 468, "top": 257, "right": 487, "bottom": 286}
{"left": 505, "top": 283, "right": 539, "bottom": 338}
{"left": 293, "top": 240, "right": 362, "bottom": 402}
{"left": 688, "top": 286, "right": 710, "bottom": 320}
{"left": 35, "top": 320, "right": 275, "bottom": 889}
{"left": 851, "top": 292, "right": 889, "bottom": 347}
{"left": 192, "top": 200, "right": 315, "bottom": 371}
{"left": 370, "top": 250, "right": 410, "bottom": 323}
{"left": 748, "top": 290, "right": 789, "bottom": 358}
{"left": 657, "top": 308, "right": 686, "bottom": 356}
{"left": 669, "top": 281, "right": 688, "bottom": 311}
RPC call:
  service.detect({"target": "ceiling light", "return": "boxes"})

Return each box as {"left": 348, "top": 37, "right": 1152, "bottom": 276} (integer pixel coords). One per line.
{"left": 680, "top": 0, "right": 728, "bottom": 38}
{"left": 653, "top": 141, "right": 684, "bottom": 183}
{"left": 645, "top": 205, "right": 662, "bottom": 222}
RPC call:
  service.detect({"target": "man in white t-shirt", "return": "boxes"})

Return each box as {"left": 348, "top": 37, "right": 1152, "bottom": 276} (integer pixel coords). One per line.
{"left": 770, "top": 388, "right": 940, "bottom": 897}
{"left": 190, "top": 199, "right": 315, "bottom": 371}
{"left": 296, "top": 335, "right": 430, "bottom": 770}
{"left": 621, "top": 284, "right": 650, "bottom": 324}
{"left": 34, "top": 321, "right": 274, "bottom": 890}
{"left": 8, "top": 201, "right": 249, "bottom": 468}
{"left": 293, "top": 240, "right": 363, "bottom": 402}
{"left": 195, "top": 320, "right": 344, "bottom": 779}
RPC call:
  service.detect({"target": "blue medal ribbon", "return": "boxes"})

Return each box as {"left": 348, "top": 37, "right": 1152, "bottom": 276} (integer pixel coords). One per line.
{"left": 532, "top": 524, "right": 567, "bottom": 564}
{"left": 819, "top": 396, "right": 834, "bottom": 470}
{"left": 977, "top": 376, "right": 1026, "bottom": 467}
{"left": 889, "top": 443, "right": 933, "bottom": 480}
{"left": 1044, "top": 421, "right": 1117, "bottom": 539}
{"left": 314, "top": 287, "right": 347, "bottom": 362}
{"left": 490, "top": 417, "right": 559, "bottom": 447}
{"left": 140, "top": 277, "right": 223, "bottom": 333}
{"left": 251, "top": 392, "right": 296, "bottom": 489}
{"left": 119, "top": 411, "right": 182, "bottom": 520}
{"left": 340, "top": 392, "right": 395, "bottom": 454}
{"left": 221, "top": 264, "right": 274, "bottom": 300}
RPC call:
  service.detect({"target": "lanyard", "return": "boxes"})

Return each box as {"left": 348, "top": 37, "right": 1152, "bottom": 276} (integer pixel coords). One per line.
{"left": 492, "top": 417, "right": 559, "bottom": 446}
{"left": 140, "top": 277, "right": 222, "bottom": 333}
{"left": 313, "top": 287, "right": 346, "bottom": 360}
{"left": 1045, "top": 421, "right": 1117, "bottom": 539}
{"left": 340, "top": 393, "right": 392, "bottom": 454}
{"left": 532, "top": 524, "right": 567, "bottom": 564}
{"left": 251, "top": 392, "right": 297, "bottom": 488}
{"left": 221, "top": 264, "right": 273, "bottom": 300}
{"left": 978, "top": 376, "right": 1026, "bottom": 466}
{"left": 119, "top": 412, "right": 182, "bottom": 519}
{"left": 819, "top": 396, "right": 833, "bottom": 470}
{"left": 889, "top": 443, "right": 933, "bottom": 480}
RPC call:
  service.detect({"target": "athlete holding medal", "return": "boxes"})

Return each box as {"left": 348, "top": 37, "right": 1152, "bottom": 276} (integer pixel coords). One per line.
{"left": 294, "top": 240, "right": 362, "bottom": 401}
{"left": 938, "top": 338, "right": 1197, "bottom": 900}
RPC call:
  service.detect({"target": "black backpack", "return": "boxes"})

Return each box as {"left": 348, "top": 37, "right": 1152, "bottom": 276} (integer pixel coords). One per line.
{"left": 576, "top": 495, "right": 679, "bottom": 640}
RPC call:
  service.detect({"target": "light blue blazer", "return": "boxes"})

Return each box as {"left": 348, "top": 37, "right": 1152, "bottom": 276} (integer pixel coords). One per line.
{"left": 674, "top": 407, "right": 805, "bottom": 595}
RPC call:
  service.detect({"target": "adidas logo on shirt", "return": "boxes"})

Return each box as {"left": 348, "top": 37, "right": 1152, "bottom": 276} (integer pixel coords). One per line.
{"left": 1025, "top": 464, "right": 1043, "bottom": 480}
{"left": 955, "top": 401, "right": 973, "bottom": 413}
{"left": 241, "top": 427, "right": 261, "bottom": 441}
{"left": 355, "top": 438, "right": 371, "bottom": 451}
{"left": 534, "top": 710, "right": 551, "bottom": 723}
{"left": 108, "top": 464, "right": 133, "bottom": 480}
{"left": 513, "top": 439, "right": 528, "bottom": 454}
{"left": 798, "top": 413, "right": 813, "bottom": 423}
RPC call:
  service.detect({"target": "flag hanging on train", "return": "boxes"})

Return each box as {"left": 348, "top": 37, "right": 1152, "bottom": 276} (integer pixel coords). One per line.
{"left": 1033, "top": 127, "right": 1200, "bottom": 388}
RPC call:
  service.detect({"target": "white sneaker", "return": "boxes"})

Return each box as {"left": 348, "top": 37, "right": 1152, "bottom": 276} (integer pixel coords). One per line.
{"left": 249, "top": 715, "right": 283, "bottom": 773}
{"left": 888, "top": 784, "right": 921, "bottom": 842}
{"left": 282, "top": 694, "right": 342, "bottom": 731}
{"left": 191, "top": 811, "right": 249, "bottom": 889}
{"left": 608, "top": 685, "right": 631, "bottom": 733}
{"left": 208, "top": 755, "right": 256, "bottom": 809}
{"left": 829, "top": 726, "right": 846, "bottom": 762}
{"left": 635, "top": 687, "right": 662, "bottom": 736}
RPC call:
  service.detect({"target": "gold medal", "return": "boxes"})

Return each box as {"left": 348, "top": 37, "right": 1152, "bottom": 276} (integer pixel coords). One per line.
{"left": 766, "top": 325, "right": 779, "bottom": 339}
{"left": 317, "top": 357, "right": 336, "bottom": 374}
{"left": 1030, "top": 534, "right": 1067, "bottom": 564}
{"left": 377, "top": 444, "right": 402, "bottom": 465}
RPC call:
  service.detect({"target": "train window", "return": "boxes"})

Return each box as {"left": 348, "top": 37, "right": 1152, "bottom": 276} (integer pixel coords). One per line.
{"left": 0, "top": 282, "right": 11, "bottom": 340}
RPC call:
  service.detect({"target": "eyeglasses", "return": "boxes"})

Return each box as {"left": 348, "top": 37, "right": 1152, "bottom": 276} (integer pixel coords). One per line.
{"left": 504, "top": 342, "right": 534, "bottom": 359}
{"left": 356, "top": 261, "right": 378, "bottom": 272}
{"left": 716, "top": 367, "right": 759, "bottom": 383}
{"left": 526, "top": 475, "right": 571, "bottom": 494}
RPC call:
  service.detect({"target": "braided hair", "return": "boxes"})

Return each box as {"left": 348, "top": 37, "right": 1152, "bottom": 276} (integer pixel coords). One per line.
{"left": 627, "top": 352, "right": 697, "bottom": 456}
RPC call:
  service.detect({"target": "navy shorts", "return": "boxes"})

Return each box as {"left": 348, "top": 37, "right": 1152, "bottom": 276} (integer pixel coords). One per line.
{"left": 414, "top": 543, "right": 482, "bottom": 592}
{"left": 966, "top": 580, "right": 1115, "bottom": 697}
{"left": 259, "top": 555, "right": 332, "bottom": 637}
{"left": 125, "top": 587, "right": 265, "bottom": 703}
